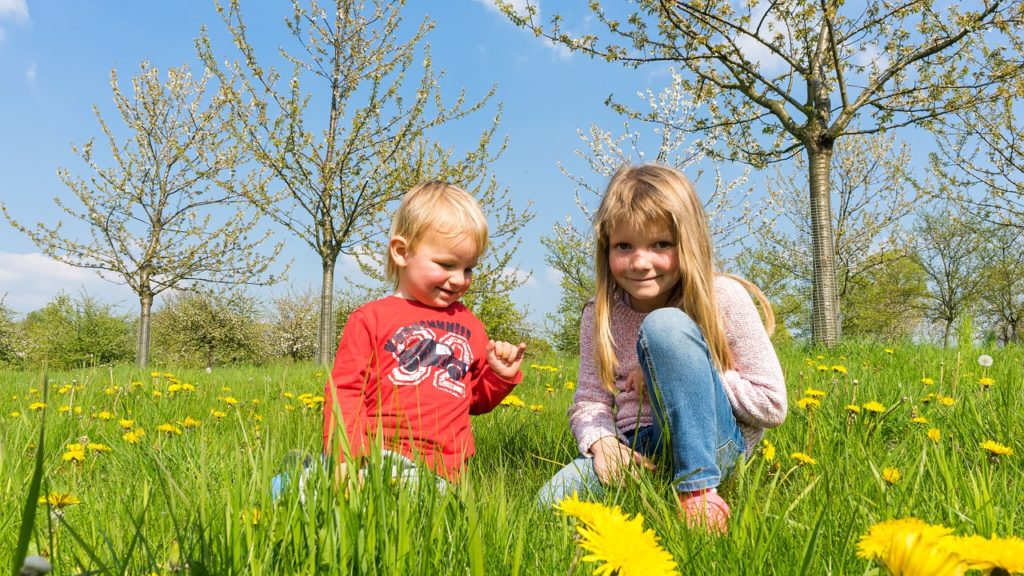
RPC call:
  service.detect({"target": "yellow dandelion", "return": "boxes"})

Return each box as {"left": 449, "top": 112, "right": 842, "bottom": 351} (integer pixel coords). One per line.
{"left": 555, "top": 493, "right": 621, "bottom": 527}
{"left": 952, "top": 534, "right": 1024, "bottom": 574}
{"left": 9, "top": 410, "right": 20, "bottom": 418}
{"left": 73, "top": 406, "right": 82, "bottom": 415}
{"left": 118, "top": 418, "right": 135, "bottom": 430}
{"left": 529, "top": 404, "right": 544, "bottom": 412}
{"left": 862, "top": 401, "right": 886, "bottom": 414}
{"left": 29, "top": 402, "right": 46, "bottom": 411}
{"left": 791, "top": 452, "right": 817, "bottom": 466}
{"left": 762, "top": 439, "right": 776, "bottom": 462}
{"left": 832, "top": 364, "right": 848, "bottom": 374}
{"left": 804, "top": 388, "right": 827, "bottom": 398}
{"left": 500, "top": 394, "right": 526, "bottom": 408}
{"left": 38, "top": 492, "right": 81, "bottom": 508}
{"left": 938, "top": 396, "right": 955, "bottom": 406}
{"left": 122, "top": 429, "right": 145, "bottom": 444}
{"left": 152, "top": 390, "right": 163, "bottom": 398}
{"left": 150, "top": 371, "right": 161, "bottom": 377}
{"left": 221, "top": 386, "right": 232, "bottom": 392}
{"left": 283, "top": 392, "right": 295, "bottom": 399}
{"left": 796, "top": 397, "right": 821, "bottom": 410}
{"left": 574, "top": 506, "right": 679, "bottom": 576}
{"left": 978, "top": 377, "right": 995, "bottom": 388}
{"left": 857, "top": 518, "right": 963, "bottom": 576}
{"left": 846, "top": 404, "right": 862, "bottom": 414}
{"left": 816, "top": 364, "right": 828, "bottom": 371}
{"left": 58, "top": 405, "right": 71, "bottom": 414}
{"left": 93, "top": 410, "right": 113, "bottom": 420}
{"left": 884, "top": 348, "right": 895, "bottom": 354}
{"left": 168, "top": 384, "right": 183, "bottom": 393}
{"left": 157, "top": 423, "right": 182, "bottom": 435}
{"left": 910, "top": 416, "right": 928, "bottom": 425}
{"left": 921, "top": 377, "right": 935, "bottom": 386}
{"left": 179, "top": 383, "right": 196, "bottom": 392}
{"left": 87, "top": 443, "right": 112, "bottom": 453}
{"left": 130, "top": 380, "right": 144, "bottom": 389}
{"left": 565, "top": 380, "right": 576, "bottom": 390}
{"left": 922, "top": 392, "right": 936, "bottom": 404}
{"left": 927, "top": 428, "right": 941, "bottom": 443}
{"left": 219, "top": 396, "right": 239, "bottom": 406}
{"left": 182, "top": 416, "right": 202, "bottom": 428}
{"left": 62, "top": 448, "right": 86, "bottom": 462}
{"left": 980, "top": 440, "right": 1012, "bottom": 457}
{"left": 210, "top": 409, "right": 227, "bottom": 419}
{"left": 241, "top": 507, "right": 261, "bottom": 526}
{"left": 103, "top": 385, "right": 120, "bottom": 395}
{"left": 882, "top": 467, "right": 901, "bottom": 485}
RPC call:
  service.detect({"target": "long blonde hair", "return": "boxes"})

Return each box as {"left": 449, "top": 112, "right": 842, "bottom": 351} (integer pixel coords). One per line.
{"left": 592, "top": 164, "right": 774, "bottom": 394}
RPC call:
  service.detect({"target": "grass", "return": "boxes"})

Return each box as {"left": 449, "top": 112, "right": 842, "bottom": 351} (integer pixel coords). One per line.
{"left": 1, "top": 342, "right": 1022, "bottom": 574}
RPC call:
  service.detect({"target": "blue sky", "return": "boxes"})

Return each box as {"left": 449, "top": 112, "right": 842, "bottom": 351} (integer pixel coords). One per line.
{"left": 0, "top": 0, "right": 689, "bottom": 329}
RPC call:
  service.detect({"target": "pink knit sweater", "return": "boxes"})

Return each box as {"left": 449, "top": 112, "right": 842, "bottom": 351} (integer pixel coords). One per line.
{"left": 569, "top": 275, "right": 787, "bottom": 458}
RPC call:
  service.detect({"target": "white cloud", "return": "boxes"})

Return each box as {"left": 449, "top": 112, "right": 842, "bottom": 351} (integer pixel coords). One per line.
{"left": 545, "top": 266, "right": 563, "bottom": 285}
{"left": 504, "top": 266, "right": 536, "bottom": 287}
{"left": 0, "top": 0, "right": 28, "bottom": 22}
{"left": 25, "top": 62, "right": 35, "bottom": 83}
{"left": 472, "top": 0, "right": 570, "bottom": 60}
{"left": 473, "top": 0, "right": 535, "bottom": 17}
{"left": 0, "top": 252, "right": 134, "bottom": 314}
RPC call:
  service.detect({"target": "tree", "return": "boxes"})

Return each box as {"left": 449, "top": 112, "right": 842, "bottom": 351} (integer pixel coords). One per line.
{"left": 544, "top": 69, "right": 758, "bottom": 352}
{"left": 910, "top": 208, "right": 989, "bottom": 346}
{"left": 20, "top": 293, "right": 135, "bottom": 369}
{"left": 2, "top": 61, "right": 280, "bottom": 367}
{"left": 0, "top": 297, "right": 22, "bottom": 366}
{"left": 840, "top": 251, "right": 928, "bottom": 341}
{"left": 267, "top": 287, "right": 320, "bottom": 361}
{"left": 199, "top": 0, "right": 517, "bottom": 364}
{"left": 502, "top": 0, "right": 1024, "bottom": 345}
{"left": 758, "top": 133, "right": 919, "bottom": 312}
{"left": 977, "top": 225, "right": 1024, "bottom": 345}
{"left": 152, "top": 290, "right": 267, "bottom": 368}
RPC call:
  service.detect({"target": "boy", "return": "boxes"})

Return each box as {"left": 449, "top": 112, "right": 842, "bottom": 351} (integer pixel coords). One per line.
{"left": 322, "top": 181, "right": 526, "bottom": 482}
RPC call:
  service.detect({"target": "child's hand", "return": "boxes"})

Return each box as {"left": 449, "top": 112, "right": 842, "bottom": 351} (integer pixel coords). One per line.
{"left": 591, "top": 436, "right": 655, "bottom": 485}
{"left": 622, "top": 368, "right": 646, "bottom": 400}
{"left": 486, "top": 340, "right": 527, "bottom": 380}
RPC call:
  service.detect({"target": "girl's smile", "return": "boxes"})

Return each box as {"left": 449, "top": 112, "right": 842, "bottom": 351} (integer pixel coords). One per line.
{"left": 608, "top": 221, "right": 680, "bottom": 313}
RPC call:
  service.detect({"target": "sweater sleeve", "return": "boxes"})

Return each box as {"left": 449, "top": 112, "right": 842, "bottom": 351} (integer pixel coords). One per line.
{"left": 568, "top": 303, "right": 620, "bottom": 456}
{"left": 717, "top": 277, "right": 788, "bottom": 429}
{"left": 322, "top": 309, "right": 374, "bottom": 460}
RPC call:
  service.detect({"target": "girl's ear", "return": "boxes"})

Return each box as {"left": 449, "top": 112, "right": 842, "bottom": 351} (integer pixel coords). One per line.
{"left": 389, "top": 236, "right": 410, "bottom": 267}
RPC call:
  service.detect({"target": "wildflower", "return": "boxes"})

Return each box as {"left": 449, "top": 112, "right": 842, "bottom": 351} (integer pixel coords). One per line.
{"left": 832, "top": 365, "right": 848, "bottom": 375}
{"left": 529, "top": 404, "right": 544, "bottom": 412}
{"left": 977, "top": 354, "right": 993, "bottom": 368}
{"left": 884, "top": 348, "right": 895, "bottom": 354}
{"left": 500, "top": 394, "right": 525, "bottom": 408}
{"left": 242, "top": 507, "right": 261, "bottom": 526}
{"left": 221, "top": 386, "right": 232, "bottom": 392}
{"left": 863, "top": 401, "right": 886, "bottom": 414}
{"left": 921, "top": 392, "right": 936, "bottom": 404}
{"left": 9, "top": 410, "right": 20, "bottom": 418}
{"left": 816, "top": 364, "right": 828, "bottom": 371}
{"left": 103, "top": 385, "right": 120, "bottom": 395}
{"left": 938, "top": 396, "right": 955, "bottom": 406}
{"left": 219, "top": 396, "right": 239, "bottom": 406}
{"left": 882, "top": 467, "right": 902, "bottom": 485}
{"left": 791, "top": 452, "right": 817, "bottom": 466}
{"left": 38, "top": 492, "right": 81, "bottom": 508}
{"left": 803, "top": 388, "right": 827, "bottom": 398}
{"left": 927, "top": 428, "right": 941, "bottom": 443}
{"left": 558, "top": 495, "right": 679, "bottom": 576}
{"left": 152, "top": 391, "right": 163, "bottom": 398}
{"left": 150, "top": 371, "right": 161, "bottom": 377}
{"left": 19, "top": 555, "right": 52, "bottom": 576}
{"left": 118, "top": 418, "right": 135, "bottom": 430}
{"left": 62, "top": 447, "right": 86, "bottom": 462}
{"left": 846, "top": 404, "right": 862, "bottom": 414}
{"left": 210, "top": 409, "right": 227, "bottom": 419}
{"left": 58, "top": 406, "right": 71, "bottom": 414}
{"left": 796, "top": 397, "right": 821, "bottom": 410}
{"left": 978, "top": 377, "right": 995, "bottom": 388}
{"left": 910, "top": 416, "right": 928, "bottom": 425}
{"left": 283, "top": 392, "right": 295, "bottom": 399}
{"left": 920, "top": 377, "right": 935, "bottom": 386}
{"left": 761, "top": 439, "right": 776, "bottom": 462}
{"left": 58, "top": 384, "right": 72, "bottom": 394}
{"left": 856, "top": 518, "right": 963, "bottom": 576}
{"left": 980, "top": 440, "right": 1012, "bottom": 457}
{"left": 952, "top": 534, "right": 1024, "bottom": 575}
{"left": 565, "top": 381, "right": 576, "bottom": 390}
{"left": 87, "top": 443, "right": 112, "bottom": 453}
{"left": 130, "top": 380, "right": 143, "bottom": 389}
{"left": 122, "top": 429, "right": 145, "bottom": 444}
{"left": 182, "top": 416, "right": 202, "bottom": 428}
{"left": 29, "top": 402, "right": 46, "bottom": 411}
{"left": 93, "top": 410, "right": 113, "bottom": 420}
{"left": 300, "top": 395, "right": 324, "bottom": 409}
{"left": 168, "top": 384, "right": 183, "bottom": 394}
{"left": 157, "top": 423, "right": 182, "bottom": 435}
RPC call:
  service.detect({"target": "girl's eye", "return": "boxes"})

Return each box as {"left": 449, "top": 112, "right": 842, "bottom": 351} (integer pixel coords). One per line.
{"left": 653, "top": 241, "right": 673, "bottom": 250}
{"left": 613, "top": 242, "right": 632, "bottom": 251}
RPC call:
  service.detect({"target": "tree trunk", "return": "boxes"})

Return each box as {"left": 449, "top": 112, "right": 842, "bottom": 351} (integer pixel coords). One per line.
{"left": 136, "top": 293, "right": 153, "bottom": 368}
{"left": 317, "top": 259, "right": 337, "bottom": 365}
{"left": 807, "top": 143, "right": 841, "bottom": 346}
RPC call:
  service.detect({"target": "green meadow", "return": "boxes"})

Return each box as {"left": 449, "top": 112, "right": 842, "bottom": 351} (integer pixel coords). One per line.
{"left": 2, "top": 342, "right": 1022, "bottom": 575}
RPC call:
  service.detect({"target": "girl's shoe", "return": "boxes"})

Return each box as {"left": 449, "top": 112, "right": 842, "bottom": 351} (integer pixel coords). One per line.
{"left": 677, "top": 488, "right": 730, "bottom": 534}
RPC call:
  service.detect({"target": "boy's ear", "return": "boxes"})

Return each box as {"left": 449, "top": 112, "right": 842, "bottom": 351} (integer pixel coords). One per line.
{"left": 389, "top": 236, "right": 410, "bottom": 267}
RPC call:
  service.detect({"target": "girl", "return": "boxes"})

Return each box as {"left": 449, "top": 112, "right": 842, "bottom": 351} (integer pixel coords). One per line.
{"left": 538, "top": 164, "right": 787, "bottom": 533}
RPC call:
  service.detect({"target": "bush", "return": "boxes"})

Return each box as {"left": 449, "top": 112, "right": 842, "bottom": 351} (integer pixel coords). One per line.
{"left": 19, "top": 292, "right": 134, "bottom": 368}
{"left": 151, "top": 291, "right": 268, "bottom": 368}
{"left": 0, "top": 298, "right": 23, "bottom": 365}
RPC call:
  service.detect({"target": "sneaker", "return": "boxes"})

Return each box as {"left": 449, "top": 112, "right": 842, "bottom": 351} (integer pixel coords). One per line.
{"left": 271, "top": 449, "right": 314, "bottom": 503}
{"left": 677, "top": 488, "right": 730, "bottom": 534}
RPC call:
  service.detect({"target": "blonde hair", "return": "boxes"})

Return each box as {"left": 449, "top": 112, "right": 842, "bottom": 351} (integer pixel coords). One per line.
{"left": 385, "top": 181, "right": 489, "bottom": 288}
{"left": 592, "top": 164, "right": 775, "bottom": 394}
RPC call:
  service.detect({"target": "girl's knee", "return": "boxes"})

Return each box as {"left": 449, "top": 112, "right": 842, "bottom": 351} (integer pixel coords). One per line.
{"left": 641, "top": 307, "right": 698, "bottom": 336}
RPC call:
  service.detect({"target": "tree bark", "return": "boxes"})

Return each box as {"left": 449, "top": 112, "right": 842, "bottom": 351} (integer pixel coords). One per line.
{"left": 136, "top": 293, "right": 153, "bottom": 368}
{"left": 317, "top": 260, "right": 336, "bottom": 366}
{"left": 808, "top": 143, "right": 841, "bottom": 346}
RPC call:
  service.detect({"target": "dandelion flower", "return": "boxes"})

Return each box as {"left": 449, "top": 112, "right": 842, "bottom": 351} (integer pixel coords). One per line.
{"left": 150, "top": 371, "right": 161, "bottom": 377}
{"left": 791, "top": 452, "right": 817, "bottom": 466}
{"left": 210, "top": 409, "right": 227, "bottom": 419}
{"left": 555, "top": 493, "right": 621, "bottom": 527}
{"left": 882, "top": 467, "right": 902, "bottom": 485}
{"left": 9, "top": 410, "right": 21, "bottom": 418}
{"left": 38, "top": 492, "right": 81, "bottom": 508}
{"left": 762, "top": 438, "right": 776, "bottom": 462}
{"left": 952, "top": 534, "right": 1024, "bottom": 574}
{"left": 832, "top": 365, "right": 848, "bottom": 374}
{"left": 804, "top": 388, "right": 827, "bottom": 398}
{"left": 182, "top": 416, "right": 202, "bottom": 428}
{"left": 87, "top": 443, "right": 112, "bottom": 453}
{"left": 565, "top": 381, "right": 576, "bottom": 390}
{"left": 29, "top": 402, "right": 46, "bottom": 411}
{"left": 574, "top": 506, "right": 679, "bottom": 576}
{"left": 846, "top": 404, "right": 862, "bottom": 414}
{"left": 927, "top": 428, "right": 941, "bottom": 443}
{"left": 910, "top": 416, "right": 928, "bottom": 425}
{"left": 796, "top": 397, "right": 821, "bottom": 410}
{"left": 938, "top": 396, "right": 955, "bottom": 406}
{"left": 122, "top": 429, "right": 144, "bottom": 444}
{"left": 816, "top": 364, "right": 828, "bottom": 372}
{"left": 500, "top": 394, "right": 525, "bottom": 408}
{"left": 920, "top": 377, "right": 935, "bottom": 386}
{"left": 980, "top": 440, "right": 1012, "bottom": 457}
{"left": 118, "top": 418, "right": 135, "bottom": 430}
{"left": 856, "top": 518, "right": 964, "bottom": 576}
{"left": 62, "top": 448, "right": 86, "bottom": 462}
{"left": 863, "top": 401, "right": 886, "bottom": 414}
{"left": 157, "top": 423, "right": 182, "bottom": 435}
{"left": 884, "top": 348, "right": 895, "bottom": 354}
{"left": 978, "top": 377, "right": 995, "bottom": 388}
{"left": 219, "top": 396, "right": 239, "bottom": 406}
{"left": 529, "top": 404, "right": 544, "bottom": 412}
{"left": 93, "top": 410, "right": 113, "bottom": 420}
{"left": 977, "top": 354, "right": 993, "bottom": 368}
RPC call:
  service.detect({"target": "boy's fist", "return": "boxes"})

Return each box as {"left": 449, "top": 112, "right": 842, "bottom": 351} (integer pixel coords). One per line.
{"left": 486, "top": 340, "right": 526, "bottom": 380}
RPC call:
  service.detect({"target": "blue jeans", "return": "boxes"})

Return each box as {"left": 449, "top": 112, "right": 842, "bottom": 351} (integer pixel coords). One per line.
{"left": 538, "top": 308, "right": 745, "bottom": 506}
{"left": 271, "top": 450, "right": 447, "bottom": 503}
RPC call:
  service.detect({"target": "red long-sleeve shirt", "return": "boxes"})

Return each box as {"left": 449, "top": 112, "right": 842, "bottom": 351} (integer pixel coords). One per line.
{"left": 322, "top": 296, "right": 520, "bottom": 479}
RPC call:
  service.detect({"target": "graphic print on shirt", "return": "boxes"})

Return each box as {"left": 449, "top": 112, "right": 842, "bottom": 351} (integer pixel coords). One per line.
{"left": 383, "top": 321, "right": 473, "bottom": 398}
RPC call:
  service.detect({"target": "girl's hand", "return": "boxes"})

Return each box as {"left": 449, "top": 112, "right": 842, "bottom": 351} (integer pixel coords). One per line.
{"left": 487, "top": 340, "right": 527, "bottom": 380}
{"left": 590, "top": 436, "right": 655, "bottom": 485}
{"left": 622, "top": 368, "right": 646, "bottom": 400}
